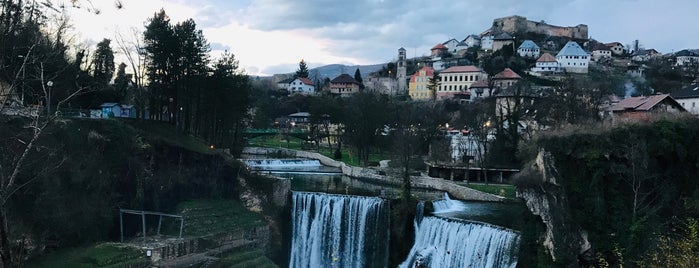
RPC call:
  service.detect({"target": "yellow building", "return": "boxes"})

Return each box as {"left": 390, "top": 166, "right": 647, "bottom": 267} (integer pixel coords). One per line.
{"left": 409, "top": 66, "right": 435, "bottom": 100}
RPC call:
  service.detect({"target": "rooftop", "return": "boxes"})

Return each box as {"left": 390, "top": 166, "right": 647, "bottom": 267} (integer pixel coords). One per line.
{"left": 518, "top": 40, "right": 539, "bottom": 50}
{"left": 295, "top": 77, "right": 315, "bottom": 86}
{"left": 537, "top": 53, "right": 557, "bottom": 62}
{"left": 611, "top": 94, "right": 681, "bottom": 111}
{"left": 431, "top": 43, "right": 447, "bottom": 50}
{"left": 330, "top": 74, "right": 360, "bottom": 84}
{"left": 670, "top": 84, "right": 699, "bottom": 99}
{"left": 493, "top": 68, "right": 522, "bottom": 80}
{"left": 557, "top": 41, "right": 589, "bottom": 57}
{"left": 441, "top": 65, "right": 482, "bottom": 73}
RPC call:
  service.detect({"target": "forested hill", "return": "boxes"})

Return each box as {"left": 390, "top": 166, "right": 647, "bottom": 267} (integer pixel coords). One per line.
{"left": 0, "top": 117, "right": 245, "bottom": 257}
{"left": 515, "top": 117, "right": 699, "bottom": 266}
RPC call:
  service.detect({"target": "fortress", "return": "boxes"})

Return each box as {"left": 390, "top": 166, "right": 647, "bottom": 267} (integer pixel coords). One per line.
{"left": 490, "top": 15, "right": 588, "bottom": 40}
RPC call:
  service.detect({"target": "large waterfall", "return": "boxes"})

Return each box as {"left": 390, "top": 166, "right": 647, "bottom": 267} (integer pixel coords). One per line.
{"left": 290, "top": 191, "right": 390, "bottom": 268}
{"left": 400, "top": 198, "right": 521, "bottom": 268}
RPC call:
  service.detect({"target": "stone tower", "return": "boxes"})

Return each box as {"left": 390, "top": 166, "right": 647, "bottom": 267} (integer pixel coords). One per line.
{"left": 397, "top": 47, "right": 407, "bottom": 94}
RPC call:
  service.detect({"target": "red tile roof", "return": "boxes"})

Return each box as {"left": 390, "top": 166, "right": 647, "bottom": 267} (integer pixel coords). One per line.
{"left": 297, "top": 77, "right": 315, "bottom": 86}
{"left": 441, "top": 65, "right": 482, "bottom": 73}
{"left": 536, "top": 53, "right": 557, "bottom": 62}
{"left": 493, "top": 68, "right": 522, "bottom": 80}
{"left": 431, "top": 43, "right": 447, "bottom": 50}
{"left": 611, "top": 94, "right": 678, "bottom": 111}
{"left": 410, "top": 66, "right": 434, "bottom": 82}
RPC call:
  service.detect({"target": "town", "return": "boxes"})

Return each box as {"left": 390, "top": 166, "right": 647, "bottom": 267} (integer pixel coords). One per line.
{"left": 2, "top": 3, "right": 699, "bottom": 267}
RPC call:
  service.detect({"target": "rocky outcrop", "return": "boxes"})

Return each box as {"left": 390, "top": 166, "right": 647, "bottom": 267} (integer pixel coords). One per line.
{"left": 515, "top": 149, "right": 590, "bottom": 265}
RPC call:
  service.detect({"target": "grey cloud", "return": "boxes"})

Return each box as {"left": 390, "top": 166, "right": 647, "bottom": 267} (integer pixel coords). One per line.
{"left": 209, "top": 42, "right": 231, "bottom": 51}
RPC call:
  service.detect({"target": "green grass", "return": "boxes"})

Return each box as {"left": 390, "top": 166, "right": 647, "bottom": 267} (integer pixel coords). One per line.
{"left": 172, "top": 199, "right": 267, "bottom": 237}
{"left": 460, "top": 183, "right": 516, "bottom": 199}
{"left": 121, "top": 118, "right": 213, "bottom": 154}
{"left": 248, "top": 135, "right": 389, "bottom": 167}
{"left": 26, "top": 243, "right": 149, "bottom": 268}
{"left": 215, "top": 250, "right": 278, "bottom": 268}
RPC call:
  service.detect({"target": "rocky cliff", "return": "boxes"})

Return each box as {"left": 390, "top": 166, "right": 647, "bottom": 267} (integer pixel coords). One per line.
{"left": 515, "top": 149, "right": 591, "bottom": 265}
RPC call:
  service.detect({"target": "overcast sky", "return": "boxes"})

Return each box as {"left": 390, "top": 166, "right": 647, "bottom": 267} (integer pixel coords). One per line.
{"left": 66, "top": 0, "right": 698, "bottom": 76}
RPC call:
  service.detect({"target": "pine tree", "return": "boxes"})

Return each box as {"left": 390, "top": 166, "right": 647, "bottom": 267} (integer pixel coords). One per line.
{"left": 295, "top": 59, "right": 309, "bottom": 78}
{"left": 354, "top": 68, "right": 364, "bottom": 90}
{"left": 92, "top": 38, "right": 115, "bottom": 87}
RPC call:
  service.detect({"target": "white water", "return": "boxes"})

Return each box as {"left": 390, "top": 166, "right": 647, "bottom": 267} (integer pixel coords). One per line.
{"left": 400, "top": 202, "right": 520, "bottom": 268}
{"left": 244, "top": 159, "right": 321, "bottom": 168}
{"left": 290, "top": 191, "right": 389, "bottom": 268}
{"left": 432, "top": 192, "right": 468, "bottom": 214}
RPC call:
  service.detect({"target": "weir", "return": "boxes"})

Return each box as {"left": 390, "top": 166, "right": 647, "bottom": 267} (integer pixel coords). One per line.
{"left": 401, "top": 198, "right": 520, "bottom": 268}
{"left": 244, "top": 159, "right": 321, "bottom": 168}
{"left": 289, "top": 191, "right": 390, "bottom": 268}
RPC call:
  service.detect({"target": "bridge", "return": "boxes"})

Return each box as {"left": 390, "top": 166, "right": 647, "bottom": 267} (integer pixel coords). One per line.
{"left": 244, "top": 128, "right": 311, "bottom": 140}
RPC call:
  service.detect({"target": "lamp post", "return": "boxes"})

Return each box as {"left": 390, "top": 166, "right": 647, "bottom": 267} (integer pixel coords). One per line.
{"left": 46, "top": 80, "right": 53, "bottom": 116}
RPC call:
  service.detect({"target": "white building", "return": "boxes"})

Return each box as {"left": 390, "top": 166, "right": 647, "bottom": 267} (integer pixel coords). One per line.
{"left": 556, "top": 41, "right": 590, "bottom": 73}
{"left": 481, "top": 35, "right": 494, "bottom": 51}
{"left": 517, "top": 40, "right": 540, "bottom": 59}
{"left": 288, "top": 77, "right": 316, "bottom": 94}
{"left": 531, "top": 53, "right": 562, "bottom": 74}
{"left": 442, "top": 38, "right": 460, "bottom": 53}
{"left": 437, "top": 66, "right": 487, "bottom": 100}
{"left": 605, "top": 42, "right": 626, "bottom": 56}
{"left": 671, "top": 81, "right": 699, "bottom": 115}
{"left": 675, "top": 50, "right": 699, "bottom": 66}
{"left": 590, "top": 44, "right": 612, "bottom": 61}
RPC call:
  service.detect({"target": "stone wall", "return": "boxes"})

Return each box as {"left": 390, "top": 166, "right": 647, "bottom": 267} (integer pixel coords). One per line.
{"left": 243, "top": 147, "right": 505, "bottom": 202}
{"left": 493, "top": 15, "right": 588, "bottom": 40}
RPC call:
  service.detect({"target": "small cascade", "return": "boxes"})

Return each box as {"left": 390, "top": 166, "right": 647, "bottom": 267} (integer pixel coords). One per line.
{"left": 400, "top": 217, "right": 520, "bottom": 268}
{"left": 244, "top": 159, "right": 321, "bottom": 168}
{"left": 432, "top": 192, "right": 468, "bottom": 214}
{"left": 415, "top": 201, "right": 425, "bottom": 227}
{"left": 289, "top": 191, "right": 390, "bottom": 268}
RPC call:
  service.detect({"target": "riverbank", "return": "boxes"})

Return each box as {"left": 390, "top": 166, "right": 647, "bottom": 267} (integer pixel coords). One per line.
{"left": 242, "top": 147, "right": 508, "bottom": 202}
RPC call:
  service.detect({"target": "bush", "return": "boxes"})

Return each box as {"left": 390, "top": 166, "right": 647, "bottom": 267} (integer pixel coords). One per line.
{"left": 333, "top": 148, "right": 342, "bottom": 160}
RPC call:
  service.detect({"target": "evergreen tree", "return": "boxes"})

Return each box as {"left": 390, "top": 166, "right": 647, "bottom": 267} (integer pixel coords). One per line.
{"left": 295, "top": 59, "right": 309, "bottom": 78}
{"left": 113, "top": 62, "right": 131, "bottom": 100}
{"left": 354, "top": 68, "right": 364, "bottom": 90}
{"left": 427, "top": 72, "right": 440, "bottom": 101}
{"left": 92, "top": 38, "right": 115, "bottom": 87}
{"left": 143, "top": 9, "right": 176, "bottom": 121}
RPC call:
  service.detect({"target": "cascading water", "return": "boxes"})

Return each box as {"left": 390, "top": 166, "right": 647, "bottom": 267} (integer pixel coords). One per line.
{"left": 400, "top": 198, "right": 521, "bottom": 268}
{"left": 244, "top": 159, "right": 321, "bottom": 168}
{"left": 243, "top": 159, "right": 340, "bottom": 174}
{"left": 290, "top": 191, "right": 390, "bottom": 268}
{"left": 432, "top": 192, "right": 468, "bottom": 214}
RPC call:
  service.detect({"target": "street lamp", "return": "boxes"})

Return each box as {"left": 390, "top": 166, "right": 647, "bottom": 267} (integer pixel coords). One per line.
{"left": 46, "top": 81, "right": 53, "bottom": 116}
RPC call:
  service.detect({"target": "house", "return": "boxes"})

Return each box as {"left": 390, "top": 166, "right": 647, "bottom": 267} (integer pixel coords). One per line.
{"left": 631, "top": 49, "right": 661, "bottom": 62}
{"left": 288, "top": 112, "right": 310, "bottom": 127}
{"left": 329, "top": 74, "right": 361, "bottom": 95}
{"left": 627, "top": 64, "right": 646, "bottom": 78}
{"left": 610, "top": 94, "right": 686, "bottom": 121}
{"left": 469, "top": 80, "right": 492, "bottom": 99}
{"left": 517, "top": 40, "right": 540, "bottom": 59}
{"left": 480, "top": 32, "right": 494, "bottom": 50}
{"left": 457, "top": 35, "right": 481, "bottom": 51}
{"left": 366, "top": 76, "right": 398, "bottom": 95}
{"left": 605, "top": 42, "right": 626, "bottom": 56}
{"left": 100, "top": 103, "right": 121, "bottom": 118}
{"left": 590, "top": 43, "right": 612, "bottom": 62}
{"left": 531, "top": 53, "right": 562, "bottom": 74}
{"left": 443, "top": 38, "right": 460, "bottom": 53}
{"left": 430, "top": 43, "right": 448, "bottom": 58}
{"left": 408, "top": 66, "right": 435, "bottom": 100}
{"left": 288, "top": 77, "right": 315, "bottom": 95}
{"left": 492, "top": 68, "right": 522, "bottom": 91}
{"left": 556, "top": 41, "right": 590, "bottom": 73}
{"left": 674, "top": 49, "right": 699, "bottom": 66}
{"left": 437, "top": 66, "right": 487, "bottom": 101}
{"left": 120, "top": 104, "right": 136, "bottom": 118}
{"left": 670, "top": 80, "right": 699, "bottom": 115}
{"left": 492, "top": 32, "right": 514, "bottom": 52}
{"left": 276, "top": 77, "right": 294, "bottom": 90}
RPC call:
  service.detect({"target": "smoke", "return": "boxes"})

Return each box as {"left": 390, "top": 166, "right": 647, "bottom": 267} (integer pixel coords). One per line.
{"left": 624, "top": 81, "right": 637, "bottom": 98}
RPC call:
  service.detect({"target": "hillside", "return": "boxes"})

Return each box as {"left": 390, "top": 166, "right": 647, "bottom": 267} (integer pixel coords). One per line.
{"left": 275, "top": 63, "right": 385, "bottom": 80}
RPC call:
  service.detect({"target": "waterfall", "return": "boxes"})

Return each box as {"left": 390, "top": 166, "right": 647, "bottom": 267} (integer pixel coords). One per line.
{"left": 400, "top": 216, "right": 520, "bottom": 268}
{"left": 290, "top": 191, "right": 390, "bottom": 268}
{"left": 432, "top": 192, "right": 468, "bottom": 214}
{"left": 244, "top": 159, "right": 321, "bottom": 168}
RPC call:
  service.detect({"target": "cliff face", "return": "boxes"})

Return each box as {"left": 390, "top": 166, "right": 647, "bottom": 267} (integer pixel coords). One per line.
{"left": 516, "top": 149, "right": 590, "bottom": 265}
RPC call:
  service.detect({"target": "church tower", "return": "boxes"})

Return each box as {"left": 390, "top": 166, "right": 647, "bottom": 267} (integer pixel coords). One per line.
{"left": 397, "top": 47, "right": 407, "bottom": 94}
